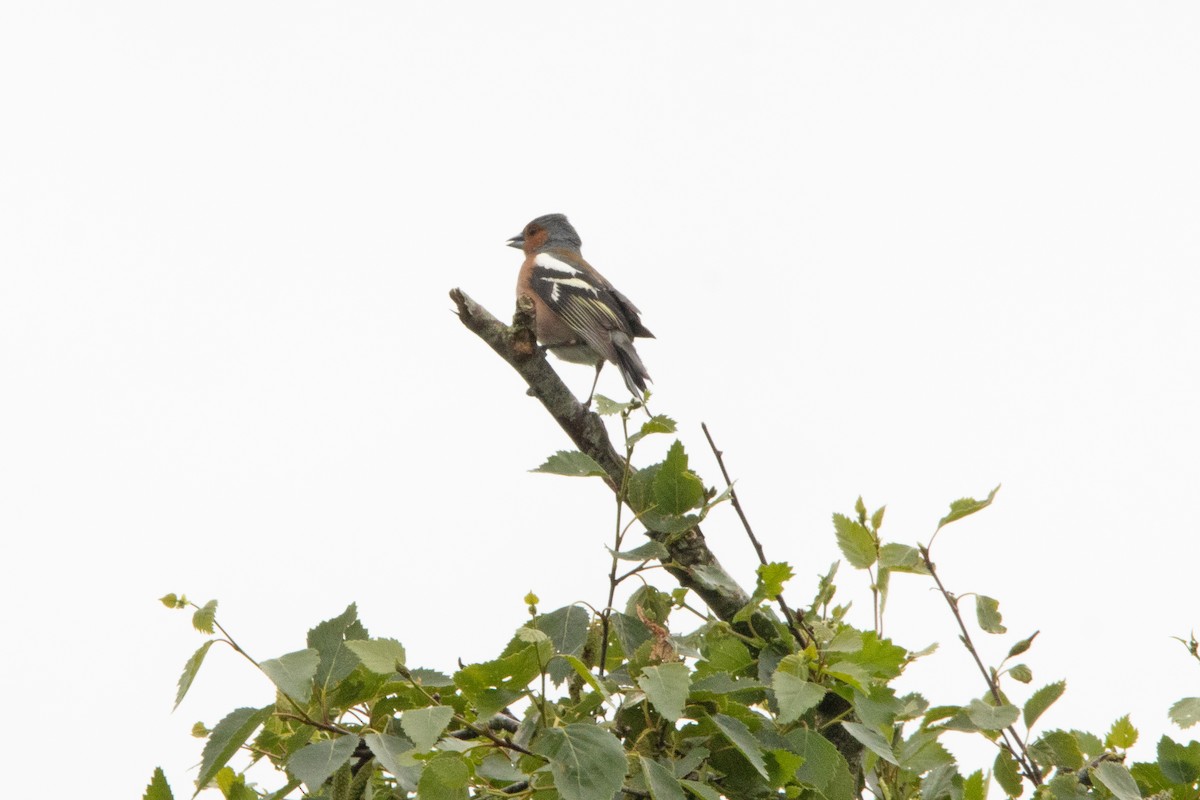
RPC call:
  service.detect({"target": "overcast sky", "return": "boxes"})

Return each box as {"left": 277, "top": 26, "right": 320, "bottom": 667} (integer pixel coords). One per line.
{"left": 2, "top": 3, "right": 1198, "bottom": 797}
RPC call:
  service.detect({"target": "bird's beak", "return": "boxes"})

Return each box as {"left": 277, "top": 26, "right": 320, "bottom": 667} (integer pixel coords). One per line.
{"left": 505, "top": 235, "right": 524, "bottom": 249}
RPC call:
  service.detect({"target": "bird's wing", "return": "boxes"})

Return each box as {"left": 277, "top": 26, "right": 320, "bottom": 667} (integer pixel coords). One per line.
{"left": 529, "top": 253, "right": 638, "bottom": 360}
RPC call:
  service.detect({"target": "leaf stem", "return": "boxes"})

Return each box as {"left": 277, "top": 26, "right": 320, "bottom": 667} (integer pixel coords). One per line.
{"left": 918, "top": 545, "right": 1042, "bottom": 786}
{"left": 701, "top": 422, "right": 813, "bottom": 648}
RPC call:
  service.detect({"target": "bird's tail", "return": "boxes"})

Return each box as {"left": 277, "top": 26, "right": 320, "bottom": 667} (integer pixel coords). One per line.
{"left": 611, "top": 332, "right": 651, "bottom": 400}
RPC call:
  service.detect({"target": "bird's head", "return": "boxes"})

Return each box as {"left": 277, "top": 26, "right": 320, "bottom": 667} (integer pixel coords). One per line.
{"left": 506, "top": 213, "right": 583, "bottom": 253}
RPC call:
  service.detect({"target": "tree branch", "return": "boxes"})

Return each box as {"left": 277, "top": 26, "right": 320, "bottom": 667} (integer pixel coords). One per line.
{"left": 450, "top": 288, "right": 752, "bottom": 622}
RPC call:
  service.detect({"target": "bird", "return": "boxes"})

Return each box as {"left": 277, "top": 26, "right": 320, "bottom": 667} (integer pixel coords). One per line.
{"left": 507, "top": 213, "right": 653, "bottom": 404}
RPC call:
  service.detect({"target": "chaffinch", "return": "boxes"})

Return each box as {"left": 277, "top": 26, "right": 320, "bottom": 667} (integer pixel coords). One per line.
{"left": 507, "top": 213, "right": 653, "bottom": 403}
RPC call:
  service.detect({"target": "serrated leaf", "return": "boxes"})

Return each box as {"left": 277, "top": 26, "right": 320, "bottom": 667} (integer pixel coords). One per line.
{"left": 841, "top": 722, "right": 899, "bottom": 765}
{"left": 922, "top": 763, "right": 958, "bottom": 800}
{"left": 259, "top": 649, "right": 319, "bottom": 703}
{"left": 1024, "top": 681, "right": 1066, "bottom": 730}
{"left": 1105, "top": 714, "right": 1138, "bottom": 749}
{"left": 197, "top": 706, "right": 274, "bottom": 790}
{"left": 773, "top": 654, "right": 826, "bottom": 725}
{"left": 785, "top": 728, "right": 856, "bottom": 800}
{"left": 1032, "top": 730, "right": 1083, "bottom": 770}
{"left": 593, "top": 394, "right": 632, "bottom": 415}
{"left": 192, "top": 600, "right": 217, "bottom": 634}
{"left": 1093, "top": 761, "right": 1142, "bottom": 800}
{"left": 159, "top": 593, "right": 181, "bottom": 609}
{"left": 363, "top": 732, "right": 414, "bottom": 774}
{"left": 1008, "top": 631, "right": 1040, "bottom": 658}
{"left": 712, "top": 713, "right": 769, "bottom": 778}
{"left": 756, "top": 562, "right": 794, "bottom": 599}
{"left": 417, "top": 752, "right": 470, "bottom": 800}
{"left": 833, "top": 513, "right": 876, "bottom": 569}
{"left": 629, "top": 415, "right": 678, "bottom": 446}
{"left": 1170, "top": 697, "right": 1200, "bottom": 729}
{"left": 345, "top": 638, "right": 406, "bottom": 675}
{"left": 879, "top": 543, "right": 927, "bottom": 573}
{"left": 993, "top": 749, "right": 1023, "bottom": 797}
{"left": 401, "top": 705, "right": 456, "bottom": 751}
{"left": 531, "top": 450, "right": 608, "bottom": 478}
{"left": 609, "top": 540, "right": 670, "bottom": 561}
{"left": 967, "top": 699, "right": 1019, "bottom": 731}
{"left": 641, "top": 756, "right": 687, "bottom": 800}
{"left": 975, "top": 595, "right": 1007, "bottom": 634}
{"left": 654, "top": 441, "right": 705, "bottom": 514}
{"left": 174, "top": 640, "right": 214, "bottom": 710}
{"left": 307, "top": 603, "right": 368, "bottom": 689}
{"left": 937, "top": 485, "right": 1001, "bottom": 530}
{"left": 534, "top": 724, "right": 627, "bottom": 800}
{"left": 637, "top": 663, "right": 691, "bottom": 722}
{"left": 288, "top": 736, "right": 359, "bottom": 792}
{"left": 562, "top": 655, "right": 613, "bottom": 706}
{"left": 1157, "top": 736, "right": 1200, "bottom": 784}
{"left": 871, "top": 505, "right": 887, "bottom": 530}
{"left": 681, "top": 780, "right": 723, "bottom": 800}
{"left": 963, "top": 769, "right": 987, "bottom": 800}
{"left": 142, "top": 767, "right": 174, "bottom": 800}
{"left": 1009, "top": 664, "right": 1033, "bottom": 684}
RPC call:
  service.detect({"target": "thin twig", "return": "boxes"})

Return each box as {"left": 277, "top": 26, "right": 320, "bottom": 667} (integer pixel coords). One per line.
{"left": 919, "top": 546, "right": 1042, "bottom": 786}
{"left": 701, "top": 422, "right": 814, "bottom": 648}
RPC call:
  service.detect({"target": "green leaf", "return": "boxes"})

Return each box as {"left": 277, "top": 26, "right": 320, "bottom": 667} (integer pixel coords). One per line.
{"left": 773, "top": 654, "right": 826, "bottom": 725}
{"left": 1073, "top": 729, "right": 1104, "bottom": 759}
{"left": 288, "top": 736, "right": 359, "bottom": 792}
{"left": 1024, "top": 681, "right": 1066, "bottom": 730}
{"left": 1048, "top": 773, "right": 1092, "bottom": 800}
{"left": 1105, "top": 714, "right": 1138, "bottom": 750}
{"left": 898, "top": 730, "right": 955, "bottom": 773}
{"left": 711, "top": 713, "right": 769, "bottom": 778}
{"left": 259, "top": 649, "right": 320, "bottom": 703}
{"left": 401, "top": 706, "right": 456, "bottom": 752}
{"left": 840, "top": 722, "right": 899, "bottom": 765}
{"left": 975, "top": 595, "right": 1006, "bottom": 634}
{"left": 534, "top": 724, "right": 627, "bottom": 800}
{"left": 417, "top": 752, "right": 471, "bottom": 800}
{"left": 637, "top": 663, "right": 691, "bottom": 722}
{"left": 1031, "top": 730, "right": 1083, "bottom": 770}
{"left": 174, "top": 640, "right": 214, "bottom": 710}
{"left": 142, "top": 767, "right": 174, "bottom": 800}
{"left": 654, "top": 441, "right": 705, "bottom": 514}
{"left": 921, "top": 763, "right": 959, "bottom": 800}
{"left": 963, "top": 769, "right": 987, "bottom": 800}
{"left": 307, "top": 603, "right": 368, "bottom": 688}
{"left": 363, "top": 732, "right": 415, "bottom": 775}
{"left": 593, "top": 394, "right": 632, "bottom": 415}
{"left": 609, "top": 540, "right": 670, "bottom": 561}
{"left": 345, "top": 638, "right": 406, "bottom": 675}
{"left": 784, "top": 729, "right": 856, "bottom": 800}
{"left": 680, "top": 780, "right": 723, "bottom": 800}
{"left": 937, "top": 485, "right": 1001, "bottom": 530}
{"left": 1157, "top": 736, "right": 1200, "bottom": 784}
{"left": 871, "top": 505, "right": 887, "bottom": 531}
{"left": 1093, "top": 761, "right": 1142, "bottom": 800}
{"left": 879, "top": 543, "right": 928, "bottom": 573}
{"left": 641, "top": 756, "right": 688, "bottom": 800}
{"left": 197, "top": 706, "right": 274, "bottom": 790}
{"left": 1170, "top": 697, "right": 1200, "bottom": 729}
{"left": 1008, "top": 631, "right": 1040, "bottom": 658}
{"left": 531, "top": 450, "right": 608, "bottom": 478}
{"left": 756, "top": 562, "right": 794, "bottom": 599}
{"left": 967, "top": 699, "right": 1019, "bottom": 731}
{"left": 1008, "top": 664, "right": 1033, "bottom": 684}
{"left": 993, "top": 749, "right": 1023, "bottom": 797}
{"left": 192, "top": 600, "right": 217, "bottom": 634}
{"left": 562, "top": 655, "right": 613, "bottom": 706}
{"left": 533, "top": 605, "right": 590, "bottom": 657}
{"left": 629, "top": 415, "right": 678, "bottom": 446}
{"left": 832, "top": 513, "right": 876, "bottom": 569}
{"left": 159, "top": 593, "right": 185, "bottom": 609}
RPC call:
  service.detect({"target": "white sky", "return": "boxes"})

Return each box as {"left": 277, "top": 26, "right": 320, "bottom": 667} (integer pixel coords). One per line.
{"left": 2, "top": 3, "right": 1198, "bottom": 797}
